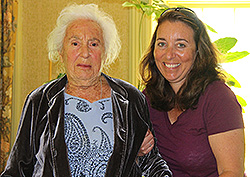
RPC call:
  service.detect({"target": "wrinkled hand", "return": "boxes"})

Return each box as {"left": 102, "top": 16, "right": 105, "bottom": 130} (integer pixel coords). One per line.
{"left": 138, "top": 129, "right": 155, "bottom": 156}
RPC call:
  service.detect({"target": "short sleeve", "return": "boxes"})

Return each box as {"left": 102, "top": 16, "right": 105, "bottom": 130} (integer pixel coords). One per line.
{"left": 202, "top": 81, "right": 244, "bottom": 135}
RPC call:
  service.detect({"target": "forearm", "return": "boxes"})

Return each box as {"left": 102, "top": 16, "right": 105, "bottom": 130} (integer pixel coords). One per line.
{"left": 209, "top": 129, "right": 245, "bottom": 177}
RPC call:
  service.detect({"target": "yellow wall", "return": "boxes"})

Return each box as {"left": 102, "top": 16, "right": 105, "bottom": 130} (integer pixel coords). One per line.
{"left": 12, "top": 0, "right": 132, "bottom": 144}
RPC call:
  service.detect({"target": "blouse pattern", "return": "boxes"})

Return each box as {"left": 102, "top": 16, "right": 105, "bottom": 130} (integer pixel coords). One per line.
{"left": 64, "top": 93, "right": 114, "bottom": 177}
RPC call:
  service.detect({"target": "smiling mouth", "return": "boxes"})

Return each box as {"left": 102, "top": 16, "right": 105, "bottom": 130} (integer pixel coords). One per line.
{"left": 163, "top": 62, "right": 181, "bottom": 69}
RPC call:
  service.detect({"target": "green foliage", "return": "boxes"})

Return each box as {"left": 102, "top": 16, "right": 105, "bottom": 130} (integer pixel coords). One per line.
{"left": 212, "top": 36, "right": 249, "bottom": 110}
{"left": 213, "top": 37, "right": 249, "bottom": 63}
{"left": 223, "top": 51, "right": 249, "bottom": 63}
{"left": 122, "top": 0, "right": 168, "bottom": 56}
{"left": 205, "top": 24, "right": 217, "bottom": 33}
{"left": 236, "top": 95, "right": 247, "bottom": 113}
{"left": 225, "top": 73, "right": 241, "bottom": 88}
{"left": 214, "top": 37, "right": 237, "bottom": 54}
{"left": 122, "top": 0, "right": 168, "bottom": 20}
{"left": 237, "top": 95, "right": 247, "bottom": 107}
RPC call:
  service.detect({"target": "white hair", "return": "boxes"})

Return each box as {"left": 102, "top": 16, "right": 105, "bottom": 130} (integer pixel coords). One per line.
{"left": 47, "top": 3, "right": 121, "bottom": 68}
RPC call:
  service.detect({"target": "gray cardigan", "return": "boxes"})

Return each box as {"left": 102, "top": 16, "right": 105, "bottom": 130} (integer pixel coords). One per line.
{"left": 1, "top": 73, "right": 171, "bottom": 177}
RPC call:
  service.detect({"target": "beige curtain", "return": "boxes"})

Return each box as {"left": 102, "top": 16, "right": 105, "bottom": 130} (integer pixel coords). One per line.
{"left": 0, "top": 0, "right": 18, "bottom": 173}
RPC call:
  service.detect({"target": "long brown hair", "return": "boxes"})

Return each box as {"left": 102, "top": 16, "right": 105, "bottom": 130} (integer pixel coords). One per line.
{"left": 140, "top": 8, "right": 224, "bottom": 112}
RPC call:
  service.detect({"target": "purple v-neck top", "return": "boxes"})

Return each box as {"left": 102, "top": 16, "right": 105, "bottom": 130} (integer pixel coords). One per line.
{"left": 144, "top": 81, "right": 244, "bottom": 177}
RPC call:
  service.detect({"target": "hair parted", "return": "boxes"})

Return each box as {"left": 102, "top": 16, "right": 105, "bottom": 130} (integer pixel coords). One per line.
{"left": 140, "top": 8, "right": 224, "bottom": 112}
{"left": 47, "top": 3, "right": 121, "bottom": 69}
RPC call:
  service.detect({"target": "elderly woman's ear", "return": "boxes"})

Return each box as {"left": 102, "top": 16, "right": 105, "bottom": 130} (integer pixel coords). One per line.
{"left": 59, "top": 51, "right": 64, "bottom": 63}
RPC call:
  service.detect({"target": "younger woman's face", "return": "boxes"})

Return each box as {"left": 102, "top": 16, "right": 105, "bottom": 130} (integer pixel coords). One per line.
{"left": 154, "top": 20, "right": 197, "bottom": 93}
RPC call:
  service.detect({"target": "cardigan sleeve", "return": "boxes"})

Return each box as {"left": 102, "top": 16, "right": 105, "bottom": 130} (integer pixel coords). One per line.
{"left": 138, "top": 97, "right": 172, "bottom": 177}
{"left": 1, "top": 94, "right": 36, "bottom": 176}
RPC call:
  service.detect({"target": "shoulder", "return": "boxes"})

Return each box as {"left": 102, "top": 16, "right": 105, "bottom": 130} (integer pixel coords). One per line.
{"left": 27, "top": 75, "right": 67, "bottom": 101}
{"left": 201, "top": 81, "right": 243, "bottom": 135}
{"left": 203, "top": 80, "right": 237, "bottom": 102}
{"left": 200, "top": 80, "right": 240, "bottom": 108}
{"left": 206, "top": 80, "right": 231, "bottom": 92}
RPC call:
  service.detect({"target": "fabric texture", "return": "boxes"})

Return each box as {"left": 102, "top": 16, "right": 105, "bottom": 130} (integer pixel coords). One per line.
{"left": 1, "top": 73, "right": 172, "bottom": 177}
{"left": 144, "top": 81, "right": 244, "bottom": 177}
{"left": 64, "top": 94, "right": 114, "bottom": 176}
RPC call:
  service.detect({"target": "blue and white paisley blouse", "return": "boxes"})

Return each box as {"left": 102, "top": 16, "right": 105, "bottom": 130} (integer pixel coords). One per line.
{"left": 64, "top": 92, "right": 114, "bottom": 177}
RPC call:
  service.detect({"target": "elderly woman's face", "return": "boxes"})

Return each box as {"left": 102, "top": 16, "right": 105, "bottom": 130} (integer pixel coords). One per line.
{"left": 154, "top": 20, "right": 196, "bottom": 92}
{"left": 61, "top": 19, "right": 105, "bottom": 85}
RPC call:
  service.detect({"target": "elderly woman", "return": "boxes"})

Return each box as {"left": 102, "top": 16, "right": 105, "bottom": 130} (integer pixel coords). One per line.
{"left": 140, "top": 7, "right": 245, "bottom": 177}
{"left": 1, "top": 3, "right": 172, "bottom": 177}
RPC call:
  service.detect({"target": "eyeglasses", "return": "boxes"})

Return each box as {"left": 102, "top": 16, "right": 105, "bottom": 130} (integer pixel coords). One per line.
{"left": 160, "top": 7, "right": 197, "bottom": 17}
